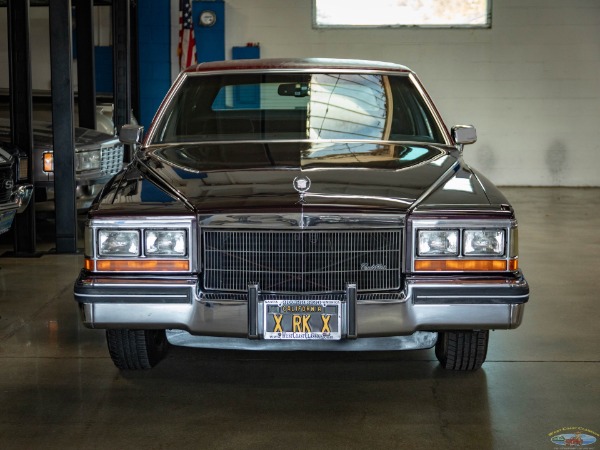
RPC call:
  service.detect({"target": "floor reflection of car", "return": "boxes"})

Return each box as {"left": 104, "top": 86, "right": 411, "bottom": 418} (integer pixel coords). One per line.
{"left": 0, "top": 118, "right": 124, "bottom": 211}
{"left": 74, "top": 58, "right": 530, "bottom": 371}
{"left": 0, "top": 143, "right": 33, "bottom": 235}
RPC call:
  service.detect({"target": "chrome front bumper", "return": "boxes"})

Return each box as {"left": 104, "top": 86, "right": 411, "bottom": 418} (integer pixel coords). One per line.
{"left": 74, "top": 271, "right": 529, "bottom": 350}
{"left": 0, "top": 184, "right": 33, "bottom": 214}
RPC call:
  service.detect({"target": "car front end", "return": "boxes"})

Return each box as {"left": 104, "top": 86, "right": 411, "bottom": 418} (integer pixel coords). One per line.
{"left": 0, "top": 144, "right": 33, "bottom": 234}
{"left": 74, "top": 58, "right": 529, "bottom": 371}
{"left": 31, "top": 123, "right": 124, "bottom": 211}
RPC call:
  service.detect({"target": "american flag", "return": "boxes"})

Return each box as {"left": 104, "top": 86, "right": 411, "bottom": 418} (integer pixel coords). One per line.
{"left": 178, "top": 0, "right": 197, "bottom": 70}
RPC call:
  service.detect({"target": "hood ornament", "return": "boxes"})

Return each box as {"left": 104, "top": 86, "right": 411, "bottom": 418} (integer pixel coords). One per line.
{"left": 293, "top": 176, "right": 311, "bottom": 203}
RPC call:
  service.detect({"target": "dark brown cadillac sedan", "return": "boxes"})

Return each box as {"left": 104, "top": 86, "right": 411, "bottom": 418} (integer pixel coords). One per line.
{"left": 74, "top": 58, "right": 529, "bottom": 370}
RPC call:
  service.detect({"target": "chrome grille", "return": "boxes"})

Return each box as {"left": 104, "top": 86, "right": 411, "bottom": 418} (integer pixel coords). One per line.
{"left": 100, "top": 143, "right": 124, "bottom": 175}
{"left": 203, "top": 229, "right": 402, "bottom": 293}
{"left": 0, "top": 167, "right": 12, "bottom": 203}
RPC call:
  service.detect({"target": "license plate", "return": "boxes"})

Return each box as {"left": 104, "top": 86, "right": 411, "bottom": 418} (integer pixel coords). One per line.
{"left": 263, "top": 300, "right": 342, "bottom": 340}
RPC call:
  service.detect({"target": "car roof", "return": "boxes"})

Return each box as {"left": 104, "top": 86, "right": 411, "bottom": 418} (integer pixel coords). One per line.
{"left": 184, "top": 58, "right": 413, "bottom": 74}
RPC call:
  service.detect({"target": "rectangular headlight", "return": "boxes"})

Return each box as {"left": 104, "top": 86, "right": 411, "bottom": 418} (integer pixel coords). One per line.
{"left": 76, "top": 149, "right": 101, "bottom": 172}
{"left": 98, "top": 230, "right": 140, "bottom": 256}
{"left": 463, "top": 229, "right": 505, "bottom": 256}
{"left": 145, "top": 230, "right": 187, "bottom": 256}
{"left": 417, "top": 230, "right": 458, "bottom": 256}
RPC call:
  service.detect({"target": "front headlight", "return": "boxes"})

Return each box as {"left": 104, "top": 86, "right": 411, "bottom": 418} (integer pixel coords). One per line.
{"left": 412, "top": 220, "right": 518, "bottom": 272}
{"left": 418, "top": 230, "right": 458, "bottom": 256}
{"left": 463, "top": 229, "right": 505, "bottom": 256}
{"left": 84, "top": 219, "right": 194, "bottom": 273}
{"left": 76, "top": 149, "right": 101, "bottom": 172}
{"left": 98, "top": 230, "right": 140, "bottom": 256}
{"left": 145, "top": 230, "right": 187, "bottom": 256}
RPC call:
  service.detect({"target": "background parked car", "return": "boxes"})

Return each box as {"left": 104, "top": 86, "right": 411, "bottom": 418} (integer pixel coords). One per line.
{"left": 0, "top": 118, "right": 124, "bottom": 211}
{"left": 0, "top": 142, "right": 32, "bottom": 235}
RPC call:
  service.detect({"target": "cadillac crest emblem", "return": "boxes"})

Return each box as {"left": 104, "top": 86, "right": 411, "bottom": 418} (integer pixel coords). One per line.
{"left": 293, "top": 176, "right": 311, "bottom": 194}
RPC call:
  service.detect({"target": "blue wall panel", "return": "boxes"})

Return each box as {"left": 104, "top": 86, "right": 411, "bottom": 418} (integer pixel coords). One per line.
{"left": 138, "top": 0, "right": 172, "bottom": 129}
{"left": 192, "top": 0, "right": 225, "bottom": 63}
{"left": 94, "top": 46, "right": 113, "bottom": 94}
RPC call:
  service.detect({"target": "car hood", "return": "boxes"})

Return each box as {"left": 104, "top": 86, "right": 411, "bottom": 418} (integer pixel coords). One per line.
{"left": 0, "top": 118, "right": 117, "bottom": 149}
{"left": 96, "top": 141, "right": 500, "bottom": 215}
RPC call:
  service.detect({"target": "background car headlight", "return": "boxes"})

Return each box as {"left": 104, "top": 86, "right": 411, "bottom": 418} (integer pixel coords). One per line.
{"left": 76, "top": 149, "right": 101, "bottom": 172}
{"left": 463, "top": 229, "right": 505, "bottom": 256}
{"left": 19, "top": 157, "right": 29, "bottom": 180}
{"left": 417, "top": 230, "right": 458, "bottom": 256}
{"left": 145, "top": 230, "right": 187, "bottom": 256}
{"left": 98, "top": 230, "right": 140, "bottom": 256}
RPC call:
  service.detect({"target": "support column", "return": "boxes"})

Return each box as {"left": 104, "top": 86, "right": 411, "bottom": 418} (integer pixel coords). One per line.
{"left": 76, "top": 0, "right": 96, "bottom": 131}
{"left": 49, "top": 0, "right": 78, "bottom": 253}
{"left": 112, "top": 0, "right": 132, "bottom": 160}
{"left": 7, "top": 0, "right": 36, "bottom": 255}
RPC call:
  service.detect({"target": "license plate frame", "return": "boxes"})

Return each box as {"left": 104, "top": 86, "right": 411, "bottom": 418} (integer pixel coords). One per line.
{"left": 263, "top": 299, "right": 342, "bottom": 340}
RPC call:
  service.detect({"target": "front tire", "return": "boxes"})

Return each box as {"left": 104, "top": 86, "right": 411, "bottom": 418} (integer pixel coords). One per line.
{"left": 106, "top": 329, "right": 169, "bottom": 370}
{"left": 435, "top": 330, "right": 489, "bottom": 371}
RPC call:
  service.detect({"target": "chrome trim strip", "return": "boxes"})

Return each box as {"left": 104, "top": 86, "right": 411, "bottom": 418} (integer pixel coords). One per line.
{"left": 187, "top": 68, "right": 413, "bottom": 77}
{"left": 346, "top": 283, "right": 357, "bottom": 339}
{"left": 418, "top": 294, "right": 530, "bottom": 300}
{"left": 144, "top": 138, "right": 448, "bottom": 150}
{"left": 75, "top": 293, "right": 188, "bottom": 299}
{"left": 198, "top": 213, "right": 405, "bottom": 229}
{"left": 248, "top": 284, "right": 259, "bottom": 339}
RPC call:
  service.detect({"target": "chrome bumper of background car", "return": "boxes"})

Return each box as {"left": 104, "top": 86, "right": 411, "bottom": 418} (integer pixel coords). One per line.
{"left": 75, "top": 271, "right": 529, "bottom": 347}
{"left": 0, "top": 183, "right": 33, "bottom": 214}
{"left": 35, "top": 177, "right": 109, "bottom": 211}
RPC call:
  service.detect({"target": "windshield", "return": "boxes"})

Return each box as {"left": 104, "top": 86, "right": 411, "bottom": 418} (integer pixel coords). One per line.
{"left": 151, "top": 73, "right": 446, "bottom": 144}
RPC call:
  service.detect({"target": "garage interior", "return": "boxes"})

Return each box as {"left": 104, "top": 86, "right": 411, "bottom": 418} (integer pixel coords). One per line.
{"left": 0, "top": 1, "right": 599, "bottom": 448}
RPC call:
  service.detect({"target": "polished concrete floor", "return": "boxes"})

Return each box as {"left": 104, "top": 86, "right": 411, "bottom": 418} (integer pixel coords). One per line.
{"left": 0, "top": 188, "right": 599, "bottom": 449}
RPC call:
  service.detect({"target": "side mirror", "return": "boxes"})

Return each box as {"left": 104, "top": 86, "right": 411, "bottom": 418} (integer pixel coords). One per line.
{"left": 451, "top": 125, "right": 477, "bottom": 149}
{"left": 119, "top": 124, "right": 144, "bottom": 146}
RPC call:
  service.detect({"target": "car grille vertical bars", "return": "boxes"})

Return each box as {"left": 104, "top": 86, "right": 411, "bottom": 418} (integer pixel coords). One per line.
{"left": 0, "top": 167, "right": 12, "bottom": 202}
{"left": 203, "top": 229, "right": 402, "bottom": 293}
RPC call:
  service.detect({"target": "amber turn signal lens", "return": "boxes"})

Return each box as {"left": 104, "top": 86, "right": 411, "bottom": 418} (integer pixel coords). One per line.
{"left": 414, "top": 259, "right": 512, "bottom": 272}
{"left": 85, "top": 259, "right": 189, "bottom": 272}
{"left": 42, "top": 152, "right": 54, "bottom": 173}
